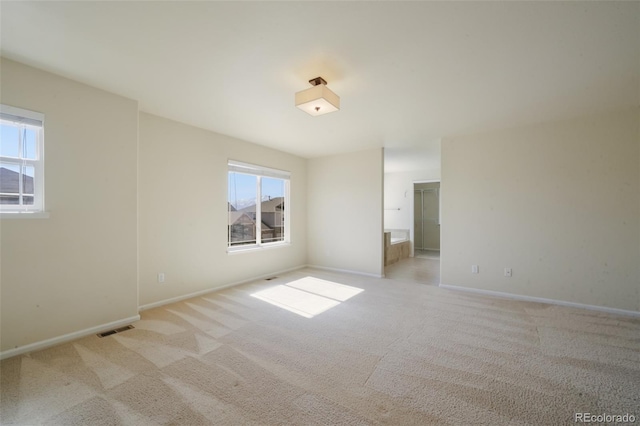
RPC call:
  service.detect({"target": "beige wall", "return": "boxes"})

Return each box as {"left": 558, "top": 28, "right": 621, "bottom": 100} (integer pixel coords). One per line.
{"left": 0, "top": 59, "right": 139, "bottom": 352}
{"left": 307, "top": 148, "right": 384, "bottom": 277}
{"left": 441, "top": 108, "right": 640, "bottom": 312}
{"left": 138, "top": 113, "right": 307, "bottom": 307}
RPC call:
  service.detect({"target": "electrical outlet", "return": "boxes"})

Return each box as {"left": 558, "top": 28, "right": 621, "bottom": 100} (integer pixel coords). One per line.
{"left": 158, "top": 273, "right": 165, "bottom": 283}
{"left": 504, "top": 268, "right": 512, "bottom": 277}
{"left": 471, "top": 265, "right": 479, "bottom": 274}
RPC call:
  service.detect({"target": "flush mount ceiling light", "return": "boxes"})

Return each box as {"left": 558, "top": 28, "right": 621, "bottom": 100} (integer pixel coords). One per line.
{"left": 295, "top": 77, "right": 340, "bottom": 116}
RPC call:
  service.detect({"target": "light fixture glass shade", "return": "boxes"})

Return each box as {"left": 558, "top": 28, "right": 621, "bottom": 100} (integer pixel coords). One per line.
{"left": 295, "top": 84, "right": 340, "bottom": 116}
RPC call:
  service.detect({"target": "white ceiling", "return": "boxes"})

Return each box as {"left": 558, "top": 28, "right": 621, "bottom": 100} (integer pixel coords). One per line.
{"left": 1, "top": 2, "right": 638, "bottom": 167}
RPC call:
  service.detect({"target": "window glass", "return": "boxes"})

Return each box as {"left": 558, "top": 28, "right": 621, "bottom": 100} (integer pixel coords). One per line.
{"left": 228, "top": 172, "right": 257, "bottom": 246}
{"left": 261, "top": 177, "right": 285, "bottom": 244}
{"left": 0, "top": 163, "right": 20, "bottom": 204}
{"left": 23, "top": 165, "right": 35, "bottom": 196}
{"left": 0, "top": 124, "right": 19, "bottom": 157}
{"left": 23, "top": 128, "right": 37, "bottom": 160}
{"left": 0, "top": 105, "right": 45, "bottom": 213}
{"left": 227, "top": 161, "right": 290, "bottom": 251}
{"left": 0, "top": 163, "right": 20, "bottom": 194}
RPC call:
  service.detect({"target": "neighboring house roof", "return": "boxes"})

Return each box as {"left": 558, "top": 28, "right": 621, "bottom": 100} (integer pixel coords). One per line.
{"left": 237, "top": 197, "right": 284, "bottom": 229}
{"left": 228, "top": 211, "right": 273, "bottom": 230}
{"left": 262, "top": 197, "right": 284, "bottom": 213}
{"left": 0, "top": 167, "right": 34, "bottom": 194}
{"left": 239, "top": 196, "right": 284, "bottom": 213}
{"left": 228, "top": 202, "right": 237, "bottom": 212}
{"left": 228, "top": 211, "right": 253, "bottom": 225}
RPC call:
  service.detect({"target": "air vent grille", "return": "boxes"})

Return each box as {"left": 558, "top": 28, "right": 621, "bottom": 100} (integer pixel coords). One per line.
{"left": 97, "top": 325, "right": 134, "bottom": 338}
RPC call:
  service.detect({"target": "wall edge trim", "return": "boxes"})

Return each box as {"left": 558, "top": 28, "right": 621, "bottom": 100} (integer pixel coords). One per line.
{"left": 439, "top": 283, "right": 640, "bottom": 318}
{"left": 138, "top": 265, "right": 307, "bottom": 312}
{"left": 306, "top": 264, "right": 384, "bottom": 278}
{"left": 0, "top": 315, "right": 141, "bottom": 360}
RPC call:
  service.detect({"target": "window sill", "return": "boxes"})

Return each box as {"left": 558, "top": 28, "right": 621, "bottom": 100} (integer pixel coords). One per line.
{"left": 0, "top": 211, "right": 50, "bottom": 219}
{"left": 227, "top": 242, "right": 290, "bottom": 255}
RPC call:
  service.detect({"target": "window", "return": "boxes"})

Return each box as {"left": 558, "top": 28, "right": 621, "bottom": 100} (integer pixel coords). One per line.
{"left": 0, "top": 105, "right": 44, "bottom": 213}
{"left": 228, "top": 160, "right": 290, "bottom": 251}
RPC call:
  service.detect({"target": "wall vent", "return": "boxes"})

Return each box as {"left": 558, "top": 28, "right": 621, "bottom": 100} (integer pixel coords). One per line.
{"left": 97, "top": 325, "right": 134, "bottom": 338}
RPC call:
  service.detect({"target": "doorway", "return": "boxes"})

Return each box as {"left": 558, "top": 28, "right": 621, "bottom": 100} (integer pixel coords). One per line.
{"left": 414, "top": 182, "right": 440, "bottom": 259}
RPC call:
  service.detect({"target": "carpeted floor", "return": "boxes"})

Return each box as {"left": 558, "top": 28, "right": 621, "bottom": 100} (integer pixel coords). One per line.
{"left": 1, "top": 267, "right": 639, "bottom": 425}
{"left": 384, "top": 257, "right": 440, "bottom": 286}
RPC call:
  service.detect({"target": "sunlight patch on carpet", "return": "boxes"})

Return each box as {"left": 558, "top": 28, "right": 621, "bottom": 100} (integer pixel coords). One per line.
{"left": 251, "top": 277, "right": 364, "bottom": 318}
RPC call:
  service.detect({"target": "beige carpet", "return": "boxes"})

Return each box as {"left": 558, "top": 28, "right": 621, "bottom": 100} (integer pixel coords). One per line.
{"left": 384, "top": 257, "right": 440, "bottom": 286}
{"left": 1, "top": 267, "right": 639, "bottom": 425}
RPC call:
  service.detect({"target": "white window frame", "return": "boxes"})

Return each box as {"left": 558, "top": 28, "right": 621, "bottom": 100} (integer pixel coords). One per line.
{"left": 0, "top": 105, "right": 46, "bottom": 216}
{"left": 227, "top": 160, "right": 290, "bottom": 253}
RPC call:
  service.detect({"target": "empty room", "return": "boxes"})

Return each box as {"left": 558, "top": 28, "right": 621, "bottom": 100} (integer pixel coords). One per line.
{"left": 0, "top": 2, "right": 638, "bottom": 425}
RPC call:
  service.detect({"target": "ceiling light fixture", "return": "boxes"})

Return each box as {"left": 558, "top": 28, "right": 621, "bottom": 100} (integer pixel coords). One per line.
{"left": 295, "top": 77, "right": 340, "bottom": 116}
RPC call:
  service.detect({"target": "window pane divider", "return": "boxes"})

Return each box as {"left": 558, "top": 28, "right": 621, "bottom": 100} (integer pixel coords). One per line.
{"left": 256, "top": 175, "right": 262, "bottom": 246}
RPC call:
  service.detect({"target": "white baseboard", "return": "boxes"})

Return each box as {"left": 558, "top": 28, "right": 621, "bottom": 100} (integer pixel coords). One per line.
{"left": 138, "top": 265, "right": 307, "bottom": 311}
{"left": 306, "top": 264, "right": 384, "bottom": 279}
{"left": 0, "top": 315, "right": 140, "bottom": 360}
{"left": 439, "top": 283, "right": 640, "bottom": 318}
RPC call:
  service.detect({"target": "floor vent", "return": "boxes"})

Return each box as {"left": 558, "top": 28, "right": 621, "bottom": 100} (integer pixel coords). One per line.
{"left": 97, "top": 325, "right": 134, "bottom": 338}
{"left": 265, "top": 277, "right": 278, "bottom": 281}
